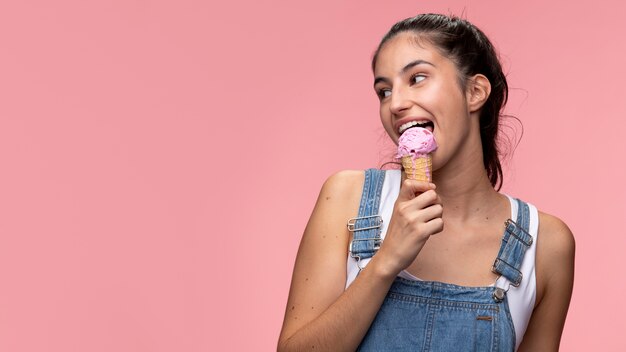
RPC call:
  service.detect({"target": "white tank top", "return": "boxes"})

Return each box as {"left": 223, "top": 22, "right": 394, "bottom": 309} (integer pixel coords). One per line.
{"left": 345, "top": 170, "right": 538, "bottom": 350}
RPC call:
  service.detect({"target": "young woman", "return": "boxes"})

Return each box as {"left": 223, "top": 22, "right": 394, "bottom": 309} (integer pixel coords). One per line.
{"left": 277, "top": 14, "right": 574, "bottom": 351}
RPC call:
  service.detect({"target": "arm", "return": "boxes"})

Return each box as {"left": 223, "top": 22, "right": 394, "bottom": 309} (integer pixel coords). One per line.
{"left": 277, "top": 171, "right": 442, "bottom": 351}
{"left": 517, "top": 212, "right": 575, "bottom": 352}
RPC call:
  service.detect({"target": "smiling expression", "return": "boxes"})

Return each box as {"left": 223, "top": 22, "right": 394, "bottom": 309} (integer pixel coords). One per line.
{"left": 373, "top": 32, "right": 476, "bottom": 170}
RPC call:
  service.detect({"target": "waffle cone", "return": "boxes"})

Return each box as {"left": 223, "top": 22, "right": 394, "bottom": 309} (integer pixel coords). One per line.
{"left": 401, "top": 155, "right": 432, "bottom": 182}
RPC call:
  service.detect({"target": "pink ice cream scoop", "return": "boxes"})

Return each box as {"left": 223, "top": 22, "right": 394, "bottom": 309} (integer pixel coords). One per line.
{"left": 396, "top": 127, "right": 438, "bottom": 159}
{"left": 396, "top": 127, "right": 438, "bottom": 182}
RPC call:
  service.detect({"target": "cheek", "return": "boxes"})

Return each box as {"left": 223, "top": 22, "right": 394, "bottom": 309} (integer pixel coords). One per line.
{"left": 417, "top": 84, "right": 449, "bottom": 114}
{"left": 428, "top": 85, "right": 468, "bottom": 125}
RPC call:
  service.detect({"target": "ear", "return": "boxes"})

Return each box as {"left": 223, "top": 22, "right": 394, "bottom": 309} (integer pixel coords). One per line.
{"left": 466, "top": 74, "right": 491, "bottom": 113}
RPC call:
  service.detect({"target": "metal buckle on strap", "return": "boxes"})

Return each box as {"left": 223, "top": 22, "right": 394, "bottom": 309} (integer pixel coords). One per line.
{"left": 347, "top": 215, "right": 383, "bottom": 232}
{"left": 504, "top": 219, "right": 533, "bottom": 246}
{"left": 348, "top": 237, "right": 383, "bottom": 253}
{"left": 493, "top": 287, "right": 506, "bottom": 302}
{"left": 491, "top": 258, "right": 523, "bottom": 287}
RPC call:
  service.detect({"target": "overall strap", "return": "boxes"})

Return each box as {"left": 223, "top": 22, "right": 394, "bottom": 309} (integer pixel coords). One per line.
{"left": 348, "top": 168, "right": 386, "bottom": 261}
{"left": 492, "top": 198, "right": 534, "bottom": 287}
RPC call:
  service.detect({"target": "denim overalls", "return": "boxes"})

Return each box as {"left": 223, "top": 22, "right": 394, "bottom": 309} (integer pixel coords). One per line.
{"left": 348, "top": 169, "right": 533, "bottom": 351}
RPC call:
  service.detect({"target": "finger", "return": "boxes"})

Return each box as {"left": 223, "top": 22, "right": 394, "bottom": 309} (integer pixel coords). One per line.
{"left": 398, "top": 179, "right": 436, "bottom": 201}
{"left": 416, "top": 203, "right": 443, "bottom": 223}
{"left": 410, "top": 190, "right": 441, "bottom": 210}
{"left": 397, "top": 190, "right": 440, "bottom": 214}
{"left": 421, "top": 217, "right": 444, "bottom": 236}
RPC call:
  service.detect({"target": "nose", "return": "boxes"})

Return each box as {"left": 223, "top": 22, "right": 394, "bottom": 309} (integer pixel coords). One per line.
{"left": 389, "top": 85, "right": 412, "bottom": 116}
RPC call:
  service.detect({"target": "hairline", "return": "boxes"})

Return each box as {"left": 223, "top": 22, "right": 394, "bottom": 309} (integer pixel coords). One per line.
{"left": 373, "top": 30, "right": 471, "bottom": 93}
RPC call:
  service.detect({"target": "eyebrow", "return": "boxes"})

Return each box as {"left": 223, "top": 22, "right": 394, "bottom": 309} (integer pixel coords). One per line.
{"left": 373, "top": 59, "right": 436, "bottom": 87}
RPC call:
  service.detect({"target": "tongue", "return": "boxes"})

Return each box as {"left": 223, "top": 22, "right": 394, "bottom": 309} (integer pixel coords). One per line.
{"left": 408, "top": 123, "right": 433, "bottom": 133}
{"left": 423, "top": 125, "right": 434, "bottom": 133}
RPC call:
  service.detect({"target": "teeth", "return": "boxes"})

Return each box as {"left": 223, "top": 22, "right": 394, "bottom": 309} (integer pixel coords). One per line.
{"left": 398, "top": 120, "right": 431, "bottom": 134}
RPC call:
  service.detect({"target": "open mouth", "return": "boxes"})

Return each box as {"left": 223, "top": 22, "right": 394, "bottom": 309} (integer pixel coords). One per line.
{"left": 398, "top": 120, "right": 434, "bottom": 134}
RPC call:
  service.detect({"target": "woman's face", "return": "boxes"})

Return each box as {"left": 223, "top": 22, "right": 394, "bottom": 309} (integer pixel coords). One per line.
{"left": 373, "top": 32, "right": 474, "bottom": 170}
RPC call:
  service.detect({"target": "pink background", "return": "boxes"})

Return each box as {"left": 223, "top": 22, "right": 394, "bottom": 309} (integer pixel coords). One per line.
{"left": 1, "top": 1, "right": 624, "bottom": 351}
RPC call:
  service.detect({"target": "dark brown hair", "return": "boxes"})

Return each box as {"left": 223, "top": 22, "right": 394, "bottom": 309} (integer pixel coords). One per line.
{"left": 373, "top": 14, "right": 511, "bottom": 190}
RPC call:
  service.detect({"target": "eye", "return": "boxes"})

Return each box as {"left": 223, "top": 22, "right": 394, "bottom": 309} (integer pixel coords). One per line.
{"left": 377, "top": 88, "right": 392, "bottom": 99}
{"left": 411, "top": 74, "right": 426, "bottom": 85}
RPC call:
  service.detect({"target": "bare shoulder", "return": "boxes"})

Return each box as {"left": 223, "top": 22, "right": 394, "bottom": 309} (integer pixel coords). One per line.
{"left": 309, "top": 169, "right": 365, "bottom": 235}
{"left": 537, "top": 211, "right": 576, "bottom": 261}
{"left": 534, "top": 210, "right": 576, "bottom": 304}
{"left": 302, "top": 169, "right": 366, "bottom": 251}
{"left": 309, "top": 169, "right": 366, "bottom": 233}
{"left": 319, "top": 169, "right": 365, "bottom": 201}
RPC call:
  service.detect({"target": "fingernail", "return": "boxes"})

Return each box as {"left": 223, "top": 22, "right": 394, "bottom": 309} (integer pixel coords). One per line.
{"left": 430, "top": 183, "right": 436, "bottom": 188}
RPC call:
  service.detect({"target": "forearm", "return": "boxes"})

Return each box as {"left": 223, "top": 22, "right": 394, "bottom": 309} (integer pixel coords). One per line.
{"left": 278, "top": 256, "right": 396, "bottom": 352}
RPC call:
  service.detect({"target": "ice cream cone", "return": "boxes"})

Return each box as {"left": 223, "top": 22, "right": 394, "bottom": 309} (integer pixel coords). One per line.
{"left": 396, "top": 127, "right": 436, "bottom": 182}
{"left": 401, "top": 154, "right": 432, "bottom": 182}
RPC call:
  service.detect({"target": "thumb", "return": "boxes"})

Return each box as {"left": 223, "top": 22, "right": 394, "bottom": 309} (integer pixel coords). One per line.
{"left": 398, "top": 179, "right": 436, "bottom": 201}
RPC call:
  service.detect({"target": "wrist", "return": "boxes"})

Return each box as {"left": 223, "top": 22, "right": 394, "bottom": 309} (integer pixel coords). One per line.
{"left": 368, "top": 254, "right": 400, "bottom": 282}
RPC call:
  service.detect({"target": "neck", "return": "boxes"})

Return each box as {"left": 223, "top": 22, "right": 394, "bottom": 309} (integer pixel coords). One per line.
{"left": 435, "top": 171, "right": 502, "bottom": 223}
{"left": 401, "top": 166, "right": 502, "bottom": 223}
{"left": 408, "top": 125, "right": 504, "bottom": 223}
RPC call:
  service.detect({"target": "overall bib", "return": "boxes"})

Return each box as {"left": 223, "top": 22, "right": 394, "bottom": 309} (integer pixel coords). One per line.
{"left": 348, "top": 169, "right": 533, "bottom": 351}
